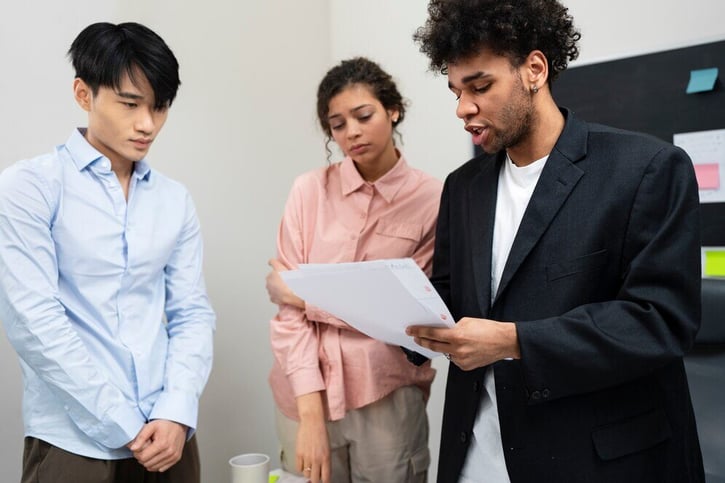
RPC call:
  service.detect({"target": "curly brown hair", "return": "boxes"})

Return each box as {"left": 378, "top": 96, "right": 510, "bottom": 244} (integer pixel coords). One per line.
{"left": 413, "top": 0, "right": 581, "bottom": 83}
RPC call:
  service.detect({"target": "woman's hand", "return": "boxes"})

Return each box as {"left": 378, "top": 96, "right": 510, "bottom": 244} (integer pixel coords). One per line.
{"left": 295, "top": 392, "right": 331, "bottom": 483}
{"left": 266, "top": 258, "right": 305, "bottom": 309}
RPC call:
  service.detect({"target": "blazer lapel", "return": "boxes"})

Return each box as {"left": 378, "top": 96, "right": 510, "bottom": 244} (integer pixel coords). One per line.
{"left": 469, "top": 153, "right": 504, "bottom": 316}
{"left": 494, "top": 110, "right": 588, "bottom": 303}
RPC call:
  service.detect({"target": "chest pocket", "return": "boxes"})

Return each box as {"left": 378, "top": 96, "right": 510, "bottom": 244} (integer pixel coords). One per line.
{"left": 372, "top": 218, "right": 423, "bottom": 259}
{"left": 546, "top": 249, "right": 608, "bottom": 282}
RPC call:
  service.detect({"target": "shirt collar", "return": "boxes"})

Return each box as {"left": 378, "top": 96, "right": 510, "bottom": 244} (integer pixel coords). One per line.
{"left": 133, "top": 159, "right": 152, "bottom": 181}
{"left": 65, "top": 128, "right": 152, "bottom": 181}
{"left": 340, "top": 153, "right": 411, "bottom": 203}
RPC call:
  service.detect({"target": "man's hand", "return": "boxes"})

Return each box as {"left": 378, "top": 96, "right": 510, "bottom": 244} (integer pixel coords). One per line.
{"left": 266, "top": 258, "right": 305, "bottom": 309}
{"left": 407, "top": 317, "right": 521, "bottom": 371}
{"left": 128, "top": 419, "right": 188, "bottom": 472}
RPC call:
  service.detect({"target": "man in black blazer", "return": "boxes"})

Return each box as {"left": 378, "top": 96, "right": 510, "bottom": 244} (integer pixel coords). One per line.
{"left": 407, "top": 1, "right": 705, "bottom": 482}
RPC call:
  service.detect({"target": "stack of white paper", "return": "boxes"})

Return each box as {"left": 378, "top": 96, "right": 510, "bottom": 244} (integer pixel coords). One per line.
{"left": 280, "top": 258, "right": 454, "bottom": 359}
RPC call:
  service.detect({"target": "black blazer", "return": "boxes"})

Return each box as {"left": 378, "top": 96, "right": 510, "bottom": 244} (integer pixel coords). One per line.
{"left": 433, "top": 110, "right": 705, "bottom": 482}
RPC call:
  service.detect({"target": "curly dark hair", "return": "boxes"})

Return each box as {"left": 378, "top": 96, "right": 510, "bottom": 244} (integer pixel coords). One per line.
{"left": 317, "top": 57, "right": 406, "bottom": 156}
{"left": 413, "top": 0, "right": 581, "bottom": 83}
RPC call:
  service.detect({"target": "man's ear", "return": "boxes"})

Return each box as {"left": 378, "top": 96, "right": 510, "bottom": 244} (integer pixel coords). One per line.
{"left": 524, "top": 50, "right": 549, "bottom": 90}
{"left": 73, "top": 78, "right": 92, "bottom": 112}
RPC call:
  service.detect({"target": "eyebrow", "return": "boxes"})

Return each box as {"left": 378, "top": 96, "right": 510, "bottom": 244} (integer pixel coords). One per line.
{"left": 448, "top": 71, "right": 491, "bottom": 89}
{"left": 328, "top": 104, "right": 374, "bottom": 120}
{"left": 116, "top": 91, "right": 145, "bottom": 100}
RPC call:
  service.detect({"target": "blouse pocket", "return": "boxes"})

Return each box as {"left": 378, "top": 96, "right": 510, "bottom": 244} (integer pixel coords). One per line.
{"left": 373, "top": 218, "right": 423, "bottom": 259}
{"left": 376, "top": 218, "right": 423, "bottom": 241}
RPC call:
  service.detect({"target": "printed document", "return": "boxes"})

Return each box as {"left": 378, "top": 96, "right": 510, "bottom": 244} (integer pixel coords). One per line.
{"left": 280, "top": 258, "right": 454, "bottom": 359}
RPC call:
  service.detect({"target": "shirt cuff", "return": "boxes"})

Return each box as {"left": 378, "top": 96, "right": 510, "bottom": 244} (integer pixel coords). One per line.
{"left": 148, "top": 390, "right": 199, "bottom": 437}
{"left": 287, "top": 366, "right": 326, "bottom": 399}
{"left": 76, "top": 402, "right": 146, "bottom": 449}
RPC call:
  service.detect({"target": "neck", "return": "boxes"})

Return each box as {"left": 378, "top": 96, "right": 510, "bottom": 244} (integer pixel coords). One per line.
{"left": 82, "top": 129, "right": 136, "bottom": 180}
{"left": 111, "top": 160, "right": 134, "bottom": 201}
{"left": 354, "top": 144, "right": 399, "bottom": 183}
{"left": 507, "top": 94, "right": 564, "bottom": 167}
{"left": 111, "top": 160, "right": 135, "bottom": 179}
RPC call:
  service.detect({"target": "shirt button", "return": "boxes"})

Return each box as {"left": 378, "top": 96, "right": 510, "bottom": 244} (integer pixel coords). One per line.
{"left": 542, "top": 388, "right": 551, "bottom": 399}
{"left": 530, "top": 390, "right": 541, "bottom": 401}
{"left": 459, "top": 432, "right": 468, "bottom": 444}
{"left": 472, "top": 381, "right": 481, "bottom": 392}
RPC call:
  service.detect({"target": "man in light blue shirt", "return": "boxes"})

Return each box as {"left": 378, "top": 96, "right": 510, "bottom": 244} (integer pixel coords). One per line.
{"left": 0, "top": 22, "right": 215, "bottom": 483}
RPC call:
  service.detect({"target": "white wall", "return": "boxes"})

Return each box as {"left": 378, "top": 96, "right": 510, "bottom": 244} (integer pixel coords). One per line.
{"left": 1, "top": 1, "right": 724, "bottom": 483}
{"left": 566, "top": 0, "right": 725, "bottom": 64}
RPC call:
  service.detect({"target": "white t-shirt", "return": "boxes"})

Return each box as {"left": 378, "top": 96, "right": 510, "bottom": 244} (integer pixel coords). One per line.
{"left": 459, "top": 152, "right": 548, "bottom": 483}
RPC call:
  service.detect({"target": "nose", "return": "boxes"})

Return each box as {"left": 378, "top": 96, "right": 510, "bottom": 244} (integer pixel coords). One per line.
{"left": 455, "top": 92, "right": 478, "bottom": 121}
{"left": 346, "top": 120, "right": 362, "bottom": 139}
{"left": 135, "top": 107, "right": 156, "bottom": 134}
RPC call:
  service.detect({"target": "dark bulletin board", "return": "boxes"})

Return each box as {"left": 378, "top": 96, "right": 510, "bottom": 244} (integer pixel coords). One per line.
{"left": 551, "top": 40, "right": 725, "bottom": 246}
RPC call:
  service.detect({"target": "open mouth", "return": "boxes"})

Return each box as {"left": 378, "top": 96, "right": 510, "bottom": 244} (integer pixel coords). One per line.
{"left": 466, "top": 125, "right": 488, "bottom": 145}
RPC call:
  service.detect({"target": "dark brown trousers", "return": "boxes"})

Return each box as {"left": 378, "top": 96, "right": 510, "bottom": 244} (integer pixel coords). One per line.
{"left": 21, "top": 435, "right": 200, "bottom": 483}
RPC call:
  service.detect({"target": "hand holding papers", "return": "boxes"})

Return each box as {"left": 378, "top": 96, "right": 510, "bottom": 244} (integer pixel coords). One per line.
{"left": 280, "top": 258, "right": 454, "bottom": 359}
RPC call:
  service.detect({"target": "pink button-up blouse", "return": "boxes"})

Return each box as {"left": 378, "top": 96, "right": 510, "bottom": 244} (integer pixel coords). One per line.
{"left": 269, "top": 154, "right": 442, "bottom": 421}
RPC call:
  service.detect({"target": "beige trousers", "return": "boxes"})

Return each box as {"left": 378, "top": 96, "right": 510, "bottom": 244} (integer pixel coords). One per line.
{"left": 275, "top": 385, "right": 430, "bottom": 483}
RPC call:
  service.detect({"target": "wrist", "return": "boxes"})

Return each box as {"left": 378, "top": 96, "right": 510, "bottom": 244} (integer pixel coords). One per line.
{"left": 499, "top": 322, "right": 521, "bottom": 359}
{"left": 284, "top": 292, "right": 305, "bottom": 310}
{"left": 296, "top": 392, "right": 325, "bottom": 422}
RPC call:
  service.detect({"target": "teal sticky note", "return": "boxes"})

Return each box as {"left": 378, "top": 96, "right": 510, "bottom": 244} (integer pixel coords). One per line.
{"left": 686, "top": 67, "right": 718, "bottom": 94}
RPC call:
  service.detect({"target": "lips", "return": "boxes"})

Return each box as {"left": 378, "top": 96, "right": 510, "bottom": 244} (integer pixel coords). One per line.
{"left": 349, "top": 143, "right": 369, "bottom": 155}
{"left": 465, "top": 124, "right": 488, "bottom": 146}
{"left": 131, "top": 139, "right": 152, "bottom": 149}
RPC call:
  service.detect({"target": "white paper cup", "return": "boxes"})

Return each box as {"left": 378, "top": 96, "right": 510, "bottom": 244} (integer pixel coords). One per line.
{"left": 229, "top": 453, "right": 270, "bottom": 483}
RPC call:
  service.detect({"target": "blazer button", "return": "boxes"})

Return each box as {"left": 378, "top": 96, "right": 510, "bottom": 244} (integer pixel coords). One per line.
{"left": 473, "top": 381, "right": 481, "bottom": 392}
{"left": 530, "top": 390, "right": 541, "bottom": 401}
{"left": 460, "top": 432, "right": 468, "bottom": 444}
{"left": 542, "top": 388, "right": 551, "bottom": 399}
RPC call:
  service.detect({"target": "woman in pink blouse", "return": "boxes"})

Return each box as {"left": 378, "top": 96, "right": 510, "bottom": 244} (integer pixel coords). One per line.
{"left": 267, "top": 57, "right": 442, "bottom": 483}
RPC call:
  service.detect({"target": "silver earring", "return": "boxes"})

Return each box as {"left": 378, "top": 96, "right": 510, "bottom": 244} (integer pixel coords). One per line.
{"left": 531, "top": 85, "right": 539, "bottom": 94}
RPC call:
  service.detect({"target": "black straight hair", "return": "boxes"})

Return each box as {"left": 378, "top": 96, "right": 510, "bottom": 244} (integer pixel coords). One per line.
{"left": 68, "top": 22, "right": 180, "bottom": 110}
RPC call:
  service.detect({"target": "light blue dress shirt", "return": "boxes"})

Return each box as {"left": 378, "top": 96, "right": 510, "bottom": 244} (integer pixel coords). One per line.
{"left": 0, "top": 129, "right": 215, "bottom": 459}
